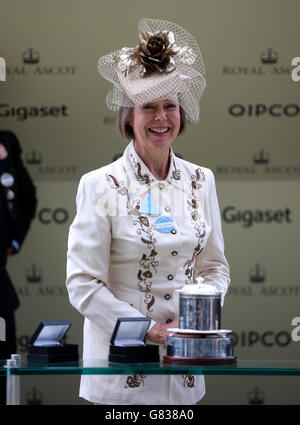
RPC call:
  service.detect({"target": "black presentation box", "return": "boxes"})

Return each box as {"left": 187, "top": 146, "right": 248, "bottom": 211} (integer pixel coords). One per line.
{"left": 109, "top": 317, "right": 160, "bottom": 363}
{"left": 27, "top": 320, "right": 79, "bottom": 363}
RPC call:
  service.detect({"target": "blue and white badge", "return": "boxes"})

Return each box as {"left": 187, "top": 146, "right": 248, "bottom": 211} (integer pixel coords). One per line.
{"left": 0, "top": 172, "right": 14, "bottom": 188}
{"left": 154, "top": 216, "right": 176, "bottom": 233}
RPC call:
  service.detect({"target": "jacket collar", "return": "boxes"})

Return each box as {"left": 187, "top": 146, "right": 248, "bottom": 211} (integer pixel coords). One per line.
{"left": 123, "top": 140, "right": 182, "bottom": 187}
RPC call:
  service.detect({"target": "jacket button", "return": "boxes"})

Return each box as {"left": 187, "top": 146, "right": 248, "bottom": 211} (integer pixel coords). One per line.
{"left": 167, "top": 274, "right": 174, "bottom": 281}
{"left": 166, "top": 319, "right": 172, "bottom": 324}
{"left": 164, "top": 294, "right": 171, "bottom": 300}
{"left": 171, "top": 251, "right": 178, "bottom": 256}
{"left": 171, "top": 229, "right": 177, "bottom": 235}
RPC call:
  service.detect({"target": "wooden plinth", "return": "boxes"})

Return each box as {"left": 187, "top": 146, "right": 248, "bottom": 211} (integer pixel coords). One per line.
{"left": 163, "top": 355, "right": 237, "bottom": 365}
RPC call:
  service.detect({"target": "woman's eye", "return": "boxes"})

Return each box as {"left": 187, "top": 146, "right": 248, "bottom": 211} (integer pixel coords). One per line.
{"left": 166, "top": 104, "right": 177, "bottom": 109}
{"left": 142, "top": 105, "right": 153, "bottom": 110}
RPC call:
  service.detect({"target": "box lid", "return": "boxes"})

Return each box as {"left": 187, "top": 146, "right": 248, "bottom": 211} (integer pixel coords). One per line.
{"left": 29, "top": 320, "right": 72, "bottom": 347}
{"left": 110, "top": 317, "right": 151, "bottom": 347}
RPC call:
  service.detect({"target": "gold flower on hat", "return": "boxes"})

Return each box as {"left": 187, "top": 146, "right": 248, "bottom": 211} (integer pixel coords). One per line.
{"left": 133, "top": 31, "right": 178, "bottom": 77}
{"left": 117, "top": 30, "right": 196, "bottom": 78}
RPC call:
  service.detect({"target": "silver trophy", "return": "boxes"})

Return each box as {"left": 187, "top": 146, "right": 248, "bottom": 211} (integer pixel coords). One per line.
{"left": 163, "top": 279, "right": 236, "bottom": 365}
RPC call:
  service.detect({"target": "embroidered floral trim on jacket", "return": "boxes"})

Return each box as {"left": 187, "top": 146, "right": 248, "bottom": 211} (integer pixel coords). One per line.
{"left": 171, "top": 158, "right": 181, "bottom": 180}
{"left": 105, "top": 172, "right": 158, "bottom": 315}
{"left": 124, "top": 375, "right": 146, "bottom": 389}
{"left": 130, "top": 153, "right": 153, "bottom": 186}
{"left": 182, "top": 375, "right": 195, "bottom": 388}
{"left": 184, "top": 167, "right": 206, "bottom": 284}
{"left": 133, "top": 215, "right": 158, "bottom": 315}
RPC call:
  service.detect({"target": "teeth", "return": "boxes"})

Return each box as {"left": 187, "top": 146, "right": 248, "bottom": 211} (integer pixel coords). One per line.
{"left": 149, "top": 128, "right": 169, "bottom": 133}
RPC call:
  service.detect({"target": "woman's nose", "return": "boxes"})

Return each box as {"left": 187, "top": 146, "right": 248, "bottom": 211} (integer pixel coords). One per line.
{"left": 154, "top": 107, "right": 167, "bottom": 120}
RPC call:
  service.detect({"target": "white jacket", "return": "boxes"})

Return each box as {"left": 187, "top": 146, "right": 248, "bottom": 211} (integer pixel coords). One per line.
{"left": 66, "top": 141, "right": 230, "bottom": 405}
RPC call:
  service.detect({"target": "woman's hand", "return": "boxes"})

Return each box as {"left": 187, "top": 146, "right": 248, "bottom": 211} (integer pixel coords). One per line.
{"left": 146, "top": 318, "right": 178, "bottom": 345}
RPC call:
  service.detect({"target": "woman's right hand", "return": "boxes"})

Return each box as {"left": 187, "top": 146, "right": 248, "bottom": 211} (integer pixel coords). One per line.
{"left": 146, "top": 318, "right": 178, "bottom": 345}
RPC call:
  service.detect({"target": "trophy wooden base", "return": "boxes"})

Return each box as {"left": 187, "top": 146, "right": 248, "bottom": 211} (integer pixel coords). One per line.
{"left": 163, "top": 355, "right": 237, "bottom": 365}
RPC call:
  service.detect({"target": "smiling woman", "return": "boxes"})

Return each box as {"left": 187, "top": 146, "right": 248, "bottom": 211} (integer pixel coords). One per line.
{"left": 66, "top": 17, "right": 230, "bottom": 406}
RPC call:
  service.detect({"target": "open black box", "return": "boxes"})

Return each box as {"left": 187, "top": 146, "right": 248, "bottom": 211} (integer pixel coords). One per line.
{"left": 27, "top": 320, "right": 79, "bottom": 363}
{"left": 109, "top": 317, "right": 160, "bottom": 363}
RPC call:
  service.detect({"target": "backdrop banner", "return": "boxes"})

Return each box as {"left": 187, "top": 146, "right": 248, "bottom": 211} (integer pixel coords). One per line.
{"left": 1, "top": 0, "right": 299, "bottom": 405}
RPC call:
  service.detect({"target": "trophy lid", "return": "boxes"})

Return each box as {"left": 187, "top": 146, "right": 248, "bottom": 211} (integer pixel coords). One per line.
{"left": 176, "top": 283, "right": 222, "bottom": 296}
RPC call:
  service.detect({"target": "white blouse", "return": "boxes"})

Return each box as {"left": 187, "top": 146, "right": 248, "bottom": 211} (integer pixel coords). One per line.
{"left": 66, "top": 140, "right": 230, "bottom": 405}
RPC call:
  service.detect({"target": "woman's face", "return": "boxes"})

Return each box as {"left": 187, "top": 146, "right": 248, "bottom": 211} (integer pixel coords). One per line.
{"left": 129, "top": 97, "right": 181, "bottom": 155}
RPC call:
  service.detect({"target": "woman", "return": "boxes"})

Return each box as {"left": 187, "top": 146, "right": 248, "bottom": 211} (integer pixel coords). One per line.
{"left": 66, "top": 17, "right": 230, "bottom": 405}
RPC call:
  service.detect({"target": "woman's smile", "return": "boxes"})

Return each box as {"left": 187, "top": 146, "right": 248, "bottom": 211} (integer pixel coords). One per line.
{"left": 148, "top": 126, "right": 170, "bottom": 135}
{"left": 129, "top": 97, "right": 181, "bottom": 154}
